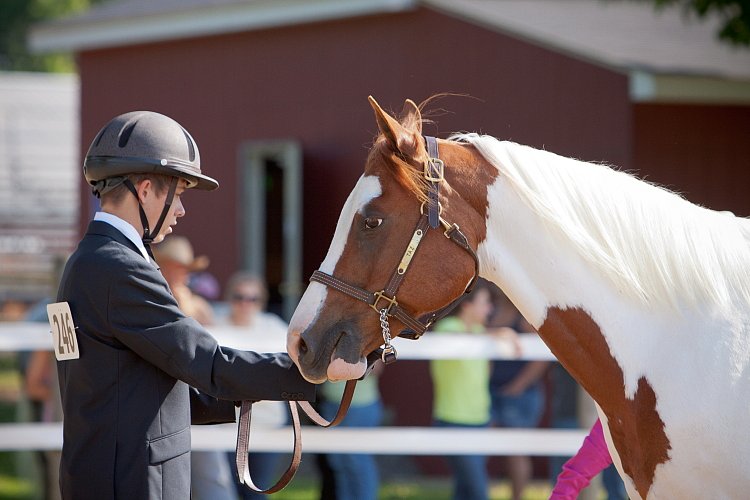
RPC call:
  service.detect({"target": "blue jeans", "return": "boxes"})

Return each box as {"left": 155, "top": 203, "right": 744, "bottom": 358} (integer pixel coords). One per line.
{"left": 191, "top": 450, "right": 236, "bottom": 500}
{"left": 319, "top": 400, "right": 383, "bottom": 500}
{"left": 602, "top": 463, "right": 628, "bottom": 500}
{"left": 227, "top": 450, "right": 282, "bottom": 499}
{"left": 434, "top": 420, "right": 489, "bottom": 500}
{"left": 491, "top": 386, "right": 544, "bottom": 428}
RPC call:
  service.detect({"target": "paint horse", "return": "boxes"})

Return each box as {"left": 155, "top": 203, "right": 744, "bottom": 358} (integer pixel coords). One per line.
{"left": 287, "top": 97, "right": 750, "bottom": 499}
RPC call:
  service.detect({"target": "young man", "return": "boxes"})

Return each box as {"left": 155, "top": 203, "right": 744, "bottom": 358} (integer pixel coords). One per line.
{"left": 54, "top": 111, "right": 315, "bottom": 499}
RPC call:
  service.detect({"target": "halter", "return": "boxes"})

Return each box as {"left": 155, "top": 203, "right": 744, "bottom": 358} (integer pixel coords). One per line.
{"left": 309, "top": 136, "right": 480, "bottom": 363}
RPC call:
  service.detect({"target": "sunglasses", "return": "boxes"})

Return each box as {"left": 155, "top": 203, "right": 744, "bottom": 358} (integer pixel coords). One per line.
{"left": 231, "top": 293, "right": 262, "bottom": 303}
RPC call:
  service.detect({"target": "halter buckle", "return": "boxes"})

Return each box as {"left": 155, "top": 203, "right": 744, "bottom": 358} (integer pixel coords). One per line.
{"left": 371, "top": 291, "right": 397, "bottom": 315}
{"left": 424, "top": 158, "right": 445, "bottom": 183}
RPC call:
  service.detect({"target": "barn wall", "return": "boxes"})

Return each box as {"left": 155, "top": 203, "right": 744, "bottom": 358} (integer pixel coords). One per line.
{"left": 77, "top": 7, "right": 631, "bottom": 287}
{"left": 633, "top": 103, "right": 750, "bottom": 216}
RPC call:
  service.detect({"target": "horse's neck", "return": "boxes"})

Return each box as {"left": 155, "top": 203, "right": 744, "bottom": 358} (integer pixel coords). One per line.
{"left": 476, "top": 174, "right": 620, "bottom": 329}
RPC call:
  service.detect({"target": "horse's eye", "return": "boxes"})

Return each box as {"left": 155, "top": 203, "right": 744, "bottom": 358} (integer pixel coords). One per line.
{"left": 364, "top": 217, "right": 383, "bottom": 229}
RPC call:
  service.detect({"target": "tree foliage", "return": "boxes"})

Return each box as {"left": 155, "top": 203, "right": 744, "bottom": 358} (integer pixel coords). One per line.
{"left": 633, "top": 0, "right": 750, "bottom": 45}
{"left": 0, "top": 0, "right": 102, "bottom": 72}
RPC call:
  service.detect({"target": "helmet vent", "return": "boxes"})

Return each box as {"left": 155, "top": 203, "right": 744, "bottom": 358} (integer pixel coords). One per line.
{"left": 92, "top": 124, "right": 109, "bottom": 146}
{"left": 118, "top": 122, "right": 137, "bottom": 148}
{"left": 182, "top": 129, "right": 196, "bottom": 162}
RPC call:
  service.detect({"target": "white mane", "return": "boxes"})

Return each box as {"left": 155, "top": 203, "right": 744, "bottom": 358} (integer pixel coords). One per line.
{"left": 452, "top": 133, "right": 750, "bottom": 310}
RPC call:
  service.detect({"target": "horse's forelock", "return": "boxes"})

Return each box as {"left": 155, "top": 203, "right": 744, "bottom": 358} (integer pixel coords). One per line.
{"left": 367, "top": 141, "right": 429, "bottom": 205}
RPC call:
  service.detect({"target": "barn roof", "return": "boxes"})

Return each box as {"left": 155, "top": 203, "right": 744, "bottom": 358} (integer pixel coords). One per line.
{"left": 28, "top": 0, "right": 750, "bottom": 101}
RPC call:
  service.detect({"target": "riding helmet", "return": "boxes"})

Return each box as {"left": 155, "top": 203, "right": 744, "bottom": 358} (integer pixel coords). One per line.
{"left": 83, "top": 111, "right": 218, "bottom": 196}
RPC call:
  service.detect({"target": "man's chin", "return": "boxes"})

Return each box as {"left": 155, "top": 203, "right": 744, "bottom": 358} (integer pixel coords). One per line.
{"left": 152, "top": 233, "right": 167, "bottom": 244}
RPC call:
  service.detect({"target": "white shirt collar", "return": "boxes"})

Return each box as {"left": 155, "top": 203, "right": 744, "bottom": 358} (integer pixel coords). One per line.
{"left": 94, "top": 211, "right": 151, "bottom": 263}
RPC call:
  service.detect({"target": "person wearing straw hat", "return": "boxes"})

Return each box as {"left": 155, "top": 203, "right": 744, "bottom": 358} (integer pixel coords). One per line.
{"left": 152, "top": 235, "right": 213, "bottom": 325}
{"left": 152, "top": 235, "right": 237, "bottom": 499}
{"left": 52, "top": 111, "right": 314, "bottom": 500}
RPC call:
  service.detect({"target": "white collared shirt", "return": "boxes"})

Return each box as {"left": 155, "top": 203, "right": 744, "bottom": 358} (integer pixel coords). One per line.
{"left": 94, "top": 211, "right": 151, "bottom": 263}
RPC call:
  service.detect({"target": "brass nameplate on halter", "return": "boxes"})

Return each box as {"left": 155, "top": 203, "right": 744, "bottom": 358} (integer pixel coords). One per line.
{"left": 397, "top": 229, "right": 424, "bottom": 275}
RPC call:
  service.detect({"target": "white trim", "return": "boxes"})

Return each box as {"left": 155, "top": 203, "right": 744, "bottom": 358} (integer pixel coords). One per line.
{"left": 630, "top": 70, "right": 750, "bottom": 104}
{"left": 240, "top": 140, "right": 304, "bottom": 322}
{"left": 29, "top": 0, "right": 416, "bottom": 53}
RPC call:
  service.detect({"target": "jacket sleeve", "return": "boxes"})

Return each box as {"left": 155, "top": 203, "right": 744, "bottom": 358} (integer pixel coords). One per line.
{"left": 106, "top": 258, "right": 316, "bottom": 403}
{"left": 189, "top": 387, "right": 237, "bottom": 425}
{"left": 550, "top": 419, "right": 613, "bottom": 500}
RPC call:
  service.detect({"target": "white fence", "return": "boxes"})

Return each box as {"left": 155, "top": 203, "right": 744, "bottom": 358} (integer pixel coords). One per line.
{"left": 0, "top": 322, "right": 588, "bottom": 456}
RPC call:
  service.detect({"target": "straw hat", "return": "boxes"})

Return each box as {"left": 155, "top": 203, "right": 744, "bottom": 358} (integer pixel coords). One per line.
{"left": 152, "top": 235, "right": 209, "bottom": 271}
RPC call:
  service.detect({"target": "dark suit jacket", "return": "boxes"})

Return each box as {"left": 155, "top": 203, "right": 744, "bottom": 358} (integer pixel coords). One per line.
{"left": 55, "top": 221, "right": 315, "bottom": 499}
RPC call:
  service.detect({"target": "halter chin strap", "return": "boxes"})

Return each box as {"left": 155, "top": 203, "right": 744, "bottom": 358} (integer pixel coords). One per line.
{"left": 309, "top": 135, "right": 479, "bottom": 358}
{"left": 122, "top": 177, "right": 178, "bottom": 244}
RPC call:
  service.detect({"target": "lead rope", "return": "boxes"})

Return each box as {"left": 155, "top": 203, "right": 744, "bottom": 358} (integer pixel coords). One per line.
{"left": 235, "top": 379, "right": 358, "bottom": 493}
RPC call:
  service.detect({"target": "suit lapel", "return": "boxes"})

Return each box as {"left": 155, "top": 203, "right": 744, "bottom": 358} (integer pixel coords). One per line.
{"left": 86, "top": 221, "right": 161, "bottom": 270}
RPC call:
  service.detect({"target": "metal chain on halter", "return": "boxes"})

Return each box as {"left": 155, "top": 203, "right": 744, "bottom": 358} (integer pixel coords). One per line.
{"left": 379, "top": 308, "right": 397, "bottom": 364}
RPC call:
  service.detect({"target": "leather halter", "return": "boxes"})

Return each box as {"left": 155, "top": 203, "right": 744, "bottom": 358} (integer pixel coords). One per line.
{"left": 310, "top": 136, "right": 480, "bottom": 356}
{"left": 234, "top": 136, "right": 480, "bottom": 494}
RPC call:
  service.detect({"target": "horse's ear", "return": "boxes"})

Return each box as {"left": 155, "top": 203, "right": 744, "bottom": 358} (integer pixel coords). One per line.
{"left": 400, "top": 99, "right": 423, "bottom": 136}
{"left": 368, "top": 96, "right": 422, "bottom": 160}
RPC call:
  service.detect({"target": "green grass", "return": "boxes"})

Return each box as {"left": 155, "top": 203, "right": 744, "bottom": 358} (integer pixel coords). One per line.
{"left": 0, "top": 475, "right": 35, "bottom": 500}
{"left": 0, "top": 354, "right": 40, "bottom": 499}
{"left": 267, "top": 477, "right": 555, "bottom": 499}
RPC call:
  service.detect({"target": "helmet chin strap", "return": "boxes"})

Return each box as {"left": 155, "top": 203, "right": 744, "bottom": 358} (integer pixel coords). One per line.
{"left": 123, "top": 177, "right": 178, "bottom": 245}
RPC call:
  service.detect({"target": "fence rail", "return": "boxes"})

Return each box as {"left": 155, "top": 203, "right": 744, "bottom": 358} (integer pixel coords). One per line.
{"left": 0, "top": 322, "right": 556, "bottom": 360}
{"left": 0, "top": 422, "right": 587, "bottom": 456}
{"left": 0, "top": 321, "right": 581, "bottom": 456}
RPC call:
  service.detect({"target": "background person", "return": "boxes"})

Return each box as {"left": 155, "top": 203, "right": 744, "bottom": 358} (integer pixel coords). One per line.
{"left": 152, "top": 235, "right": 236, "bottom": 500}
{"left": 429, "top": 280, "right": 495, "bottom": 500}
{"left": 218, "top": 271, "right": 289, "bottom": 499}
{"left": 317, "top": 369, "right": 383, "bottom": 500}
{"left": 488, "top": 291, "right": 549, "bottom": 500}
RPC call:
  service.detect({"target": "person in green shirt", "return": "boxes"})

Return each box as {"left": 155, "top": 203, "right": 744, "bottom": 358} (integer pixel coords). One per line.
{"left": 430, "top": 280, "right": 494, "bottom": 500}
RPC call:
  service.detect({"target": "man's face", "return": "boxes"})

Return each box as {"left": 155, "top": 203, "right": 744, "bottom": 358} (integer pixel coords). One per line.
{"left": 141, "top": 178, "right": 187, "bottom": 244}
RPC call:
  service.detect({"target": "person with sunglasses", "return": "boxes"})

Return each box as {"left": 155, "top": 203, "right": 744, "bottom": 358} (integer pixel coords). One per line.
{"left": 220, "top": 271, "right": 289, "bottom": 498}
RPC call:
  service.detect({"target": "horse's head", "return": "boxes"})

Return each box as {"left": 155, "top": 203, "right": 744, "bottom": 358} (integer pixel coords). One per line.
{"left": 287, "top": 97, "right": 487, "bottom": 383}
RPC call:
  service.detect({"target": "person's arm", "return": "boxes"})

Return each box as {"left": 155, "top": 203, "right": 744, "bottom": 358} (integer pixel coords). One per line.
{"left": 107, "top": 260, "right": 316, "bottom": 403}
{"left": 25, "top": 350, "right": 52, "bottom": 402}
{"left": 550, "top": 419, "right": 613, "bottom": 499}
{"left": 189, "top": 387, "right": 237, "bottom": 424}
{"left": 500, "top": 360, "right": 549, "bottom": 395}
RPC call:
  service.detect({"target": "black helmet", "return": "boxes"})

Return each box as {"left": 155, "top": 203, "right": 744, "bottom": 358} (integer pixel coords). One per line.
{"left": 84, "top": 111, "right": 218, "bottom": 196}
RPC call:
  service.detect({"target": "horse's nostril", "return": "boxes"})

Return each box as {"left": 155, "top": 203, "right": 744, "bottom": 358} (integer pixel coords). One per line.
{"left": 298, "top": 338, "right": 308, "bottom": 356}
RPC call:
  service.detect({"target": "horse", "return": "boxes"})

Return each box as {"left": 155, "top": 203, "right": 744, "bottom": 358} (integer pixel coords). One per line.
{"left": 286, "top": 96, "right": 750, "bottom": 499}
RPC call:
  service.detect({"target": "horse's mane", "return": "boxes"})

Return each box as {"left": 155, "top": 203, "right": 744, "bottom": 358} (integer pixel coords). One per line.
{"left": 452, "top": 133, "right": 750, "bottom": 310}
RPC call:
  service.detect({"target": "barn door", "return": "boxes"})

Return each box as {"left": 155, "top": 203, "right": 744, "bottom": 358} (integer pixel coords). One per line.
{"left": 240, "top": 141, "right": 302, "bottom": 321}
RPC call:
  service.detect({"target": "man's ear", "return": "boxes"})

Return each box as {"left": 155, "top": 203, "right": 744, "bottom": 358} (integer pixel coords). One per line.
{"left": 368, "top": 96, "right": 423, "bottom": 160}
{"left": 136, "top": 178, "right": 152, "bottom": 204}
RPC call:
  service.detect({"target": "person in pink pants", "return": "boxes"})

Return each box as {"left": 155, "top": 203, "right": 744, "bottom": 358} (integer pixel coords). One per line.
{"left": 550, "top": 419, "right": 616, "bottom": 499}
